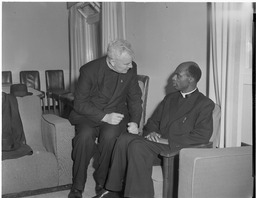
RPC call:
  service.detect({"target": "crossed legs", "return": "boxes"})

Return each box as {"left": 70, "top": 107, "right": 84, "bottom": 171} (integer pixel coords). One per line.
{"left": 105, "top": 133, "right": 170, "bottom": 198}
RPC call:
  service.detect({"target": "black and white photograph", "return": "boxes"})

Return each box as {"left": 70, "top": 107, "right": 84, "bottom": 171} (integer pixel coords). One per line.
{"left": 2, "top": 2, "right": 255, "bottom": 198}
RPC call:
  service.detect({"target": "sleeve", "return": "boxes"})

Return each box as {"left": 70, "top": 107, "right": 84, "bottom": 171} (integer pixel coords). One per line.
{"left": 126, "top": 64, "right": 143, "bottom": 125}
{"left": 169, "top": 100, "right": 215, "bottom": 147}
{"left": 73, "top": 66, "right": 106, "bottom": 123}
{"left": 142, "top": 97, "right": 166, "bottom": 136}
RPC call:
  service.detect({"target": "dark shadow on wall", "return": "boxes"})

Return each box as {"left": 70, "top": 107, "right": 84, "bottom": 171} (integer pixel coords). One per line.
{"left": 164, "top": 72, "right": 176, "bottom": 95}
{"left": 146, "top": 71, "right": 177, "bottom": 120}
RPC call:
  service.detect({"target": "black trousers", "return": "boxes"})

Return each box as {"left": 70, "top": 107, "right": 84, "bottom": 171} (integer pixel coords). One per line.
{"left": 105, "top": 133, "right": 171, "bottom": 198}
{"left": 71, "top": 119, "right": 127, "bottom": 191}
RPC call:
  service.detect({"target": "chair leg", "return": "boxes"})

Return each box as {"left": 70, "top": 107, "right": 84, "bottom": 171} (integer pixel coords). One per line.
{"left": 41, "top": 98, "right": 45, "bottom": 113}
{"left": 47, "top": 97, "right": 51, "bottom": 113}
{"left": 163, "top": 156, "right": 173, "bottom": 198}
{"left": 58, "top": 99, "right": 63, "bottom": 116}
{"left": 53, "top": 98, "right": 56, "bottom": 114}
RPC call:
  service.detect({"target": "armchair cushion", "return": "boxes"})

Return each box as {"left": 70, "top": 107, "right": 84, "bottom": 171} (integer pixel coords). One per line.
{"left": 18, "top": 95, "right": 44, "bottom": 148}
{"left": 2, "top": 151, "right": 58, "bottom": 194}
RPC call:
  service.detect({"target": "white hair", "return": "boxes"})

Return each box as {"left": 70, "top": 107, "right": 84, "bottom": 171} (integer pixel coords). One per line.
{"left": 107, "top": 39, "right": 134, "bottom": 60}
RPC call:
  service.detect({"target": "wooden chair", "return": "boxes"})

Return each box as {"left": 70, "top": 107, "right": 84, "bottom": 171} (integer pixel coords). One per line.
{"left": 137, "top": 75, "right": 149, "bottom": 133}
{"left": 2, "top": 71, "right": 12, "bottom": 84}
{"left": 45, "top": 70, "right": 69, "bottom": 114}
{"left": 160, "top": 104, "right": 221, "bottom": 198}
{"left": 20, "top": 70, "right": 45, "bottom": 112}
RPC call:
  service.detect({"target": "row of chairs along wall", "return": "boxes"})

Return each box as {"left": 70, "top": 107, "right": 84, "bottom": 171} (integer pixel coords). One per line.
{"left": 2, "top": 70, "right": 66, "bottom": 91}
{"left": 2, "top": 70, "right": 69, "bottom": 114}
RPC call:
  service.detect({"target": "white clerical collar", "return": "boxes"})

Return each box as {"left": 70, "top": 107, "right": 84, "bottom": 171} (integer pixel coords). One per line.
{"left": 180, "top": 88, "right": 197, "bottom": 98}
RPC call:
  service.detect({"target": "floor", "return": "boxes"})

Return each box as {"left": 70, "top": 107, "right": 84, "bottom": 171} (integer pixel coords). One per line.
{"left": 27, "top": 160, "right": 96, "bottom": 198}
{"left": 24, "top": 189, "right": 92, "bottom": 198}
{"left": 25, "top": 190, "right": 70, "bottom": 198}
{"left": 3, "top": 153, "right": 97, "bottom": 198}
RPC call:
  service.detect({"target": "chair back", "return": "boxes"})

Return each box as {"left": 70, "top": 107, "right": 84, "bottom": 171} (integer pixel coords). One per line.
{"left": 209, "top": 104, "right": 221, "bottom": 148}
{"left": 137, "top": 75, "right": 149, "bottom": 133}
{"left": 45, "top": 70, "right": 65, "bottom": 91}
{"left": 2, "top": 71, "right": 12, "bottom": 84}
{"left": 17, "top": 95, "right": 43, "bottom": 148}
{"left": 20, "top": 70, "right": 41, "bottom": 90}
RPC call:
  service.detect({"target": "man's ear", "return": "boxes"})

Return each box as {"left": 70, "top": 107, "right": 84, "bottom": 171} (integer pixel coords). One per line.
{"left": 109, "top": 59, "right": 115, "bottom": 66}
{"left": 189, "top": 77, "right": 195, "bottom": 83}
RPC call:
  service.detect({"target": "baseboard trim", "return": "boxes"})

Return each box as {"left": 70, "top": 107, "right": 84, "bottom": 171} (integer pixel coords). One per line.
{"left": 2, "top": 184, "right": 72, "bottom": 198}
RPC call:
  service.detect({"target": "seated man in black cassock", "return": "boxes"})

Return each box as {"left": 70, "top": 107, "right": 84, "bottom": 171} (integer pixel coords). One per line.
{"left": 94, "top": 61, "right": 215, "bottom": 198}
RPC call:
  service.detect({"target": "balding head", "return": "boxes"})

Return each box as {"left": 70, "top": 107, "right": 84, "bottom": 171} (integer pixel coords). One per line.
{"left": 177, "top": 61, "right": 202, "bottom": 83}
{"left": 172, "top": 61, "right": 201, "bottom": 93}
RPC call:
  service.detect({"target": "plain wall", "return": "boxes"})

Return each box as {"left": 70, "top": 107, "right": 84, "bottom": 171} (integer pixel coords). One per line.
{"left": 1, "top": 2, "right": 252, "bottom": 145}
{"left": 2, "top": 2, "right": 69, "bottom": 92}
{"left": 126, "top": 2, "right": 208, "bottom": 118}
{"left": 2, "top": 2, "right": 207, "bottom": 118}
{"left": 2, "top": 2, "right": 207, "bottom": 119}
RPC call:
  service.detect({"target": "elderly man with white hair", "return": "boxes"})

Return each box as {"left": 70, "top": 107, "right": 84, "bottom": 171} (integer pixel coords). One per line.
{"left": 68, "top": 39, "right": 142, "bottom": 198}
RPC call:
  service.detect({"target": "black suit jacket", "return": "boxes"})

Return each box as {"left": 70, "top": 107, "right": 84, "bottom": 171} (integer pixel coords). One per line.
{"left": 143, "top": 89, "right": 215, "bottom": 151}
{"left": 69, "top": 56, "right": 142, "bottom": 127}
{"left": 2, "top": 92, "right": 33, "bottom": 160}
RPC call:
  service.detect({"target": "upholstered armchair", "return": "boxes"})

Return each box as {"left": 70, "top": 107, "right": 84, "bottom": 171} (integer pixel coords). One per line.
{"left": 2, "top": 95, "right": 74, "bottom": 195}
{"left": 151, "top": 104, "right": 221, "bottom": 198}
{"left": 177, "top": 146, "right": 253, "bottom": 198}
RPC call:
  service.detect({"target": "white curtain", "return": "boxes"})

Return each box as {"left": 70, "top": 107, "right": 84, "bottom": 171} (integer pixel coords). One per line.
{"left": 101, "top": 2, "right": 126, "bottom": 56}
{"left": 69, "top": 3, "right": 100, "bottom": 92}
{"left": 209, "top": 3, "right": 253, "bottom": 147}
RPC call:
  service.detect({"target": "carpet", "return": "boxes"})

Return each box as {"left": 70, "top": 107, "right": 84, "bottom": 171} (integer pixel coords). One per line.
{"left": 2, "top": 159, "right": 97, "bottom": 198}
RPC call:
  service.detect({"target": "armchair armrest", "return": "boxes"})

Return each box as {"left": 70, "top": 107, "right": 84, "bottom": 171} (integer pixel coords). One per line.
{"left": 41, "top": 114, "right": 75, "bottom": 185}
{"left": 160, "top": 141, "right": 213, "bottom": 198}
{"left": 160, "top": 142, "right": 213, "bottom": 158}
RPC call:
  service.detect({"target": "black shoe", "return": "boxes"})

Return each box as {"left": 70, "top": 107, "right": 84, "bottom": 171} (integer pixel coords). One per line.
{"left": 68, "top": 188, "right": 82, "bottom": 198}
{"left": 95, "top": 183, "right": 104, "bottom": 194}
{"left": 92, "top": 189, "right": 123, "bottom": 198}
